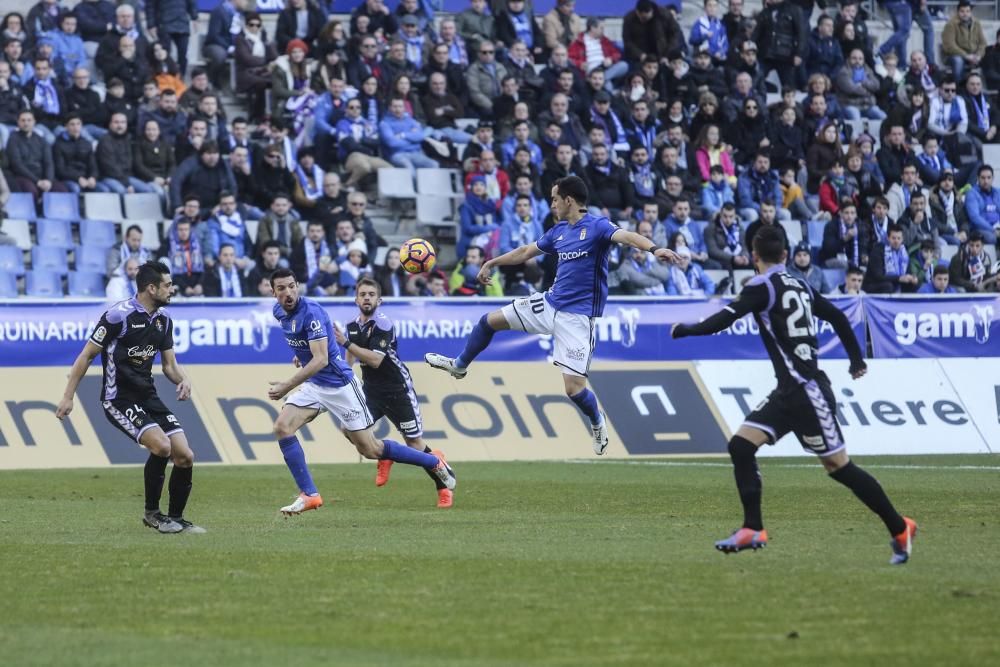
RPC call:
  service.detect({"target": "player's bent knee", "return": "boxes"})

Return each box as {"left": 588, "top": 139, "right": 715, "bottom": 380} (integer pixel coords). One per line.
{"left": 728, "top": 435, "right": 760, "bottom": 461}
{"left": 821, "top": 449, "right": 850, "bottom": 473}
{"left": 145, "top": 434, "right": 171, "bottom": 458}
{"left": 273, "top": 420, "right": 294, "bottom": 440}
{"left": 487, "top": 309, "right": 510, "bottom": 331}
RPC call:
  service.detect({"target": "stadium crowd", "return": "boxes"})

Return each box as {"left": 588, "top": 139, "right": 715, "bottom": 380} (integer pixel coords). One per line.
{"left": 0, "top": 0, "right": 999, "bottom": 299}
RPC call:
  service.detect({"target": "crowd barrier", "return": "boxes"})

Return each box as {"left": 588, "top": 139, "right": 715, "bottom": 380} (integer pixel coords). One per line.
{"left": 0, "top": 296, "right": 996, "bottom": 469}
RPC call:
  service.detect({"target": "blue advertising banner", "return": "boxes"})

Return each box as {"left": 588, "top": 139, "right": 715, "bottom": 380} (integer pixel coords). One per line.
{"left": 196, "top": 1, "right": 622, "bottom": 17}
{"left": 0, "top": 296, "right": 865, "bottom": 367}
{"left": 864, "top": 295, "right": 999, "bottom": 358}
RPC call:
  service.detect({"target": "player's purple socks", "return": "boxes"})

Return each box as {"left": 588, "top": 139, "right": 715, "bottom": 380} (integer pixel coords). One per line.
{"left": 455, "top": 314, "right": 495, "bottom": 368}
{"left": 729, "top": 436, "right": 763, "bottom": 531}
{"left": 569, "top": 388, "right": 602, "bottom": 426}
{"left": 382, "top": 439, "right": 439, "bottom": 468}
{"left": 278, "top": 436, "right": 318, "bottom": 496}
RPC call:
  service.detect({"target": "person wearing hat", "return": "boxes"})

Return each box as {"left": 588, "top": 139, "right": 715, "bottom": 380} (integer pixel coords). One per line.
{"left": 397, "top": 14, "right": 433, "bottom": 70}
{"left": 941, "top": 0, "right": 986, "bottom": 82}
{"left": 726, "top": 40, "right": 767, "bottom": 100}
{"left": 275, "top": 0, "right": 326, "bottom": 54}
{"left": 788, "top": 240, "right": 832, "bottom": 294}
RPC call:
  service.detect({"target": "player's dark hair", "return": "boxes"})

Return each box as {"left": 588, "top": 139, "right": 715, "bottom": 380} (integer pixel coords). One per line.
{"left": 752, "top": 225, "right": 786, "bottom": 265}
{"left": 356, "top": 276, "right": 381, "bottom": 296}
{"left": 554, "top": 176, "right": 589, "bottom": 206}
{"left": 136, "top": 261, "right": 169, "bottom": 292}
{"left": 269, "top": 268, "right": 296, "bottom": 287}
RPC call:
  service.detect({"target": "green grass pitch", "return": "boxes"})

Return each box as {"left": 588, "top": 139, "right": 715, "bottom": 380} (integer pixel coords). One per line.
{"left": 1, "top": 456, "right": 998, "bottom": 666}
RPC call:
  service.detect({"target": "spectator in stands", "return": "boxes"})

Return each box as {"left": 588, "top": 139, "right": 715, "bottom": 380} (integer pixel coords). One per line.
{"left": 381, "top": 39, "right": 419, "bottom": 90}
{"left": 941, "top": 1, "right": 986, "bottom": 82}
{"left": 835, "top": 48, "right": 884, "bottom": 121}
{"left": 434, "top": 18, "right": 469, "bottom": 70}
{"left": 256, "top": 193, "right": 302, "bottom": 264}
{"left": 788, "top": 241, "right": 832, "bottom": 294}
{"left": 373, "top": 247, "right": 406, "bottom": 297}
{"left": 542, "top": 0, "right": 583, "bottom": 53}
{"left": 203, "top": 0, "right": 246, "bottom": 89}
{"left": 983, "top": 28, "right": 1000, "bottom": 91}
{"left": 931, "top": 172, "right": 965, "bottom": 246}
{"left": 397, "top": 15, "right": 433, "bottom": 72}
{"left": 312, "top": 76, "right": 350, "bottom": 165}
{"left": 877, "top": 124, "right": 915, "bottom": 188}
{"left": 737, "top": 152, "right": 786, "bottom": 224}
{"left": 821, "top": 199, "right": 868, "bottom": 270}
{"left": 458, "top": 175, "right": 499, "bottom": 257}
{"left": 666, "top": 245, "right": 715, "bottom": 296}
{"left": 175, "top": 116, "right": 208, "bottom": 164}
{"left": 887, "top": 162, "right": 929, "bottom": 222}
{"left": 161, "top": 217, "right": 205, "bottom": 297}
{"left": 465, "top": 36, "right": 506, "bottom": 118}
{"left": 103, "top": 77, "right": 137, "bottom": 130}
{"left": 335, "top": 97, "right": 391, "bottom": 189}
{"left": 831, "top": 265, "right": 865, "bottom": 295}
{"left": 928, "top": 76, "right": 968, "bottom": 157}
{"left": 2, "top": 12, "right": 27, "bottom": 48}
{"left": 109, "top": 224, "right": 153, "bottom": 277}
{"left": 917, "top": 264, "right": 957, "bottom": 294}
{"left": 292, "top": 219, "right": 337, "bottom": 292}
{"left": 379, "top": 96, "right": 437, "bottom": 179}
{"left": 410, "top": 268, "right": 449, "bottom": 296}
{"left": 665, "top": 198, "right": 713, "bottom": 267}
{"left": 201, "top": 243, "right": 244, "bottom": 297}
{"left": 834, "top": 0, "right": 871, "bottom": 63}
{"left": 903, "top": 51, "right": 940, "bottom": 102}
{"left": 688, "top": 0, "right": 727, "bottom": 66}
{"left": 7, "top": 110, "right": 67, "bottom": 199}
{"left": 192, "top": 94, "right": 229, "bottom": 150}
{"left": 234, "top": 12, "right": 278, "bottom": 121}
{"left": 498, "top": 192, "right": 544, "bottom": 285}
{"left": 806, "top": 122, "right": 841, "bottom": 194}
{"left": 96, "top": 112, "right": 154, "bottom": 195}
{"left": 0, "top": 60, "right": 29, "bottom": 148}
{"left": 423, "top": 40, "right": 467, "bottom": 104}
{"left": 96, "top": 4, "right": 148, "bottom": 77}
{"left": 72, "top": 0, "right": 114, "bottom": 45}
{"left": 501, "top": 173, "right": 547, "bottom": 222}
{"left": 310, "top": 171, "right": 345, "bottom": 226}
{"left": 723, "top": 78, "right": 767, "bottom": 152}
{"left": 497, "top": 0, "right": 544, "bottom": 60}
{"left": 586, "top": 143, "right": 633, "bottom": 222}
{"left": 172, "top": 193, "right": 211, "bottom": 251}
{"left": 247, "top": 240, "right": 282, "bottom": 296}
{"left": 138, "top": 88, "right": 186, "bottom": 148}
{"left": 626, "top": 144, "right": 656, "bottom": 208}
{"left": 292, "top": 147, "right": 324, "bottom": 214}
{"left": 23, "top": 57, "right": 62, "bottom": 144}
{"left": 450, "top": 245, "right": 503, "bottom": 296}
{"left": 696, "top": 162, "right": 734, "bottom": 221}
{"left": 752, "top": 0, "right": 807, "bottom": 88}
{"left": 129, "top": 117, "right": 172, "bottom": 210}
{"left": 898, "top": 190, "right": 943, "bottom": 252}
{"left": 950, "top": 230, "right": 997, "bottom": 292}
{"left": 275, "top": 0, "right": 326, "bottom": 54}
{"left": 422, "top": 71, "right": 468, "bottom": 139}
{"left": 805, "top": 14, "right": 844, "bottom": 83}
{"left": 207, "top": 191, "right": 254, "bottom": 268}
{"left": 693, "top": 124, "right": 735, "bottom": 188}
{"left": 744, "top": 200, "right": 786, "bottom": 257}
{"left": 915, "top": 135, "right": 953, "bottom": 188}
{"left": 965, "top": 165, "right": 1000, "bottom": 245}
{"left": 963, "top": 73, "right": 996, "bottom": 149}
{"left": 465, "top": 148, "right": 509, "bottom": 203}
{"left": 456, "top": 0, "right": 495, "bottom": 57}
{"left": 54, "top": 114, "right": 104, "bottom": 193}
{"left": 346, "top": 33, "right": 383, "bottom": 90}
{"left": 706, "top": 203, "right": 749, "bottom": 270}
{"left": 3, "top": 38, "right": 33, "bottom": 87}
{"left": 540, "top": 142, "right": 585, "bottom": 198}
{"left": 568, "top": 18, "right": 626, "bottom": 89}
{"left": 179, "top": 67, "right": 217, "bottom": 115}
{"left": 617, "top": 242, "right": 668, "bottom": 295}
{"left": 867, "top": 196, "right": 893, "bottom": 255}
{"left": 865, "top": 223, "right": 919, "bottom": 293}
{"left": 105, "top": 256, "right": 139, "bottom": 300}
{"left": 909, "top": 238, "right": 940, "bottom": 287}
{"left": 351, "top": 0, "right": 398, "bottom": 39}
{"left": 171, "top": 141, "right": 237, "bottom": 211}
{"left": 49, "top": 14, "right": 85, "bottom": 86}
{"left": 328, "top": 216, "right": 367, "bottom": 263}
{"left": 25, "top": 0, "right": 64, "bottom": 50}
{"left": 334, "top": 191, "right": 383, "bottom": 260}
{"left": 390, "top": 74, "right": 426, "bottom": 124}
{"left": 146, "top": 0, "right": 199, "bottom": 76}
{"left": 818, "top": 161, "right": 859, "bottom": 217}
{"left": 622, "top": 0, "right": 683, "bottom": 66}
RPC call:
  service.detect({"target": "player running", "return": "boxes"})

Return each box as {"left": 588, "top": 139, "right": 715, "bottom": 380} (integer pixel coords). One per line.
{"left": 425, "top": 175, "right": 678, "bottom": 455}
{"left": 55, "top": 262, "right": 204, "bottom": 534}
{"left": 334, "top": 277, "right": 454, "bottom": 508}
{"left": 671, "top": 226, "right": 917, "bottom": 565}
{"left": 267, "top": 269, "right": 455, "bottom": 516}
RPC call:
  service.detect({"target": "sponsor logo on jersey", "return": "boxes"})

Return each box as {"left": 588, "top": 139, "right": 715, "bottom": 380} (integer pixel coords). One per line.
{"left": 310, "top": 319, "right": 322, "bottom": 332}
{"left": 287, "top": 339, "right": 309, "bottom": 348}
{"left": 127, "top": 345, "right": 157, "bottom": 360}
{"left": 341, "top": 409, "right": 362, "bottom": 422}
{"left": 130, "top": 323, "right": 146, "bottom": 329}
{"left": 557, "top": 250, "right": 589, "bottom": 261}
{"left": 579, "top": 229, "right": 587, "bottom": 240}
{"left": 566, "top": 347, "right": 586, "bottom": 361}
{"left": 92, "top": 326, "right": 107, "bottom": 343}
{"left": 894, "top": 305, "right": 994, "bottom": 345}
{"left": 155, "top": 319, "right": 163, "bottom": 332}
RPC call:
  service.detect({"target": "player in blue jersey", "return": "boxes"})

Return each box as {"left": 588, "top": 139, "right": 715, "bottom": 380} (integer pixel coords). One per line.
{"left": 267, "top": 269, "right": 456, "bottom": 515}
{"left": 425, "top": 175, "right": 679, "bottom": 455}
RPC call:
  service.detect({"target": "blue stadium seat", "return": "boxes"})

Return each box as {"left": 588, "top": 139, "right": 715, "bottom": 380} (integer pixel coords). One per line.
{"left": 35, "top": 219, "right": 74, "bottom": 249}
{"left": 25, "top": 270, "right": 63, "bottom": 297}
{"left": 68, "top": 271, "right": 106, "bottom": 297}
{"left": 0, "top": 245, "right": 25, "bottom": 275}
{"left": 75, "top": 244, "right": 109, "bottom": 273}
{"left": 42, "top": 192, "right": 81, "bottom": 221}
{"left": 79, "top": 220, "right": 117, "bottom": 248}
{"left": 823, "top": 268, "right": 846, "bottom": 291}
{"left": 6, "top": 192, "right": 37, "bottom": 221}
{"left": 31, "top": 246, "right": 70, "bottom": 274}
{"left": 806, "top": 220, "right": 827, "bottom": 249}
{"left": 0, "top": 270, "right": 18, "bottom": 297}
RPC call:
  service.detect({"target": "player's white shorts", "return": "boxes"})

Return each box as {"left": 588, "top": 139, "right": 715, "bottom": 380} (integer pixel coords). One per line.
{"left": 501, "top": 292, "right": 596, "bottom": 377}
{"left": 285, "top": 376, "right": 375, "bottom": 431}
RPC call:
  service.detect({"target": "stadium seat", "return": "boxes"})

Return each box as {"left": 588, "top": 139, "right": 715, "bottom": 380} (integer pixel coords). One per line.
{"left": 75, "top": 244, "right": 109, "bottom": 273}
{"left": 984, "top": 145, "right": 1000, "bottom": 174}
{"left": 940, "top": 245, "right": 959, "bottom": 263}
{"left": 123, "top": 193, "right": 164, "bottom": 220}
{"left": 126, "top": 220, "right": 162, "bottom": 251}
{"left": 25, "top": 270, "right": 64, "bottom": 297}
{"left": 245, "top": 219, "right": 259, "bottom": 244}
{"left": 692, "top": 220, "right": 709, "bottom": 241}
{"left": 378, "top": 168, "right": 417, "bottom": 199}
{"left": 1, "top": 219, "right": 32, "bottom": 250}
{"left": 779, "top": 219, "right": 803, "bottom": 246}
{"left": 0, "top": 245, "right": 25, "bottom": 274}
{"left": 79, "top": 220, "right": 117, "bottom": 248}
{"left": 83, "top": 193, "right": 124, "bottom": 221}
{"left": 417, "top": 195, "right": 457, "bottom": 227}
{"left": 42, "top": 192, "right": 81, "bottom": 221}
{"left": 0, "top": 270, "right": 18, "bottom": 297}
{"left": 823, "top": 268, "right": 846, "bottom": 290}
{"left": 416, "top": 168, "right": 463, "bottom": 197}
{"left": 6, "top": 192, "right": 37, "bottom": 221}
{"left": 31, "top": 246, "right": 70, "bottom": 274}
{"left": 68, "top": 271, "right": 106, "bottom": 297}
{"left": 806, "top": 220, "right": 827, "bottom": 248}
{"left": 35, "top": 219, "right": 74, "bottom": 249}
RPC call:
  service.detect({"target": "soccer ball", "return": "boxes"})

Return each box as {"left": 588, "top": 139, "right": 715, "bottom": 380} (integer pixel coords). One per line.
{"left": 400, "top": 238, "right": 437, "bottom": 274}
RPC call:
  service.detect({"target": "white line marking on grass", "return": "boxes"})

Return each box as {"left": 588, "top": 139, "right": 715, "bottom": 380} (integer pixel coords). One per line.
{"left": 566, "top": 460, "right": 1000, "bottom": 471}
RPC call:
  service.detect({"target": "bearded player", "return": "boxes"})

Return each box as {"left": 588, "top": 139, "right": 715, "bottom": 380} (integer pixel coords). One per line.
{"left": 333, "top": 277, "right": 454, "bottom": 508}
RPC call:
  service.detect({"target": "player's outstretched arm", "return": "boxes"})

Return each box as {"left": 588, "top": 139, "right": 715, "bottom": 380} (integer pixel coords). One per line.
{"left": 56, "top": 341, "right": 103, "bottom": 419}
{"left": 160, "top": 349, "right": 192, "bottom": 401}
{"left": 610, "top": 229, "right": 680, "bottom": 264}
{"left": 811, "top": 293, "right": 868, "bottom": 379}
{"left": 269, "top": 338, "right": 329, "bottom": 400}
{"left": 671, "top": 285, "right": 768, "bottom": 339}
{"left": 477, "top": 243, "right": 544, "bottom": 285}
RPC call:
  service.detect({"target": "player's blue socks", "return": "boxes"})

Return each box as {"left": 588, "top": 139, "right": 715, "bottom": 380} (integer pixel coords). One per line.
{"left": 570, "top": 388, "right": 602, "bottom": 426}
{"left": 382, "top": 439, "right": 439, "bottom": 468}
{"left": 278, "top": 436, "right": 318, "bottom": 496}
{"left": 455, "top": 314, "right": 495, "bottom": 368}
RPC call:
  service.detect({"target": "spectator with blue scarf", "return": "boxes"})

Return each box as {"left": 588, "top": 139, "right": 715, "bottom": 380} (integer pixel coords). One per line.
{"left": 737, "top": 153, "right": 787, "bottom": 223}
{"left": 666, "top": 246, "right": 715, "bottom": 296}
{"left": 624, "top": 99, "right": 659, "bottom": 158}
{"left": 497, "top": 0, "right": 544, "bottom": 59}
{"left": 688, "top": 0, "right": 729, "bottom": 66}
{"left": 835, "top": 48, "right": 885, "bottom": 121}
{"left": 915, "top": 135, "right": 954, "bottom": 187}
{"left": 821, "top": 200, "right": 869, "bottom": 269}
{"left": 706, "top": 203, "right": 750, "bottom": 270}
{"left": 617, "top": 245, "right": 668, "bottom": 295}
{"left": 207, "top": 191, "right": 254, "bottom": 267}
{"left": 965, "top": 165, "right": 1000, "bottom": 245}
{"left": 501, "top": 120, "right": 542, "bottom": 169}
{"left": 162, "top": 217, "right": 205, "bottom": 297}
{"left": 864, "top": 223, "right": 920, "bottom": 293}
{"left": 459, "top": 175, "right": 500, "bottom": 258}
{"left": 628, "top": 144, "right": 657, "bottom": 208}
{"left": 501, "top": 174, "right": 549, "bottom": 225}
{"left": 665, "top": 198, "right": 715, "bottom": 268}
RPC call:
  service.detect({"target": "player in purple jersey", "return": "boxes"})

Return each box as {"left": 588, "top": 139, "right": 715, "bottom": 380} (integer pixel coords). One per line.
{"left": 56, "top": 262, "right": 205, "bottom": 534}
{"left": 266, "top": 269, "right": 456, "bottom": 516}
{"left": 671, "top": 226, "right": 917, "bottom": 564}
{"left": 425, "top": 175, "right": 680, "bottom": 455}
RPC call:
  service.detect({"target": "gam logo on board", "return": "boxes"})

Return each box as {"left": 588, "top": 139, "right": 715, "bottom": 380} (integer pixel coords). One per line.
{"left": 894, "top": 305, "right": 993, "bottom": 345}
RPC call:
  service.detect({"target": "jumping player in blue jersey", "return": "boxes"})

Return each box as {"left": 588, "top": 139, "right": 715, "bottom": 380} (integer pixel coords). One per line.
{"left": 267, "top": 269, "right": 456, "bottom": 516}
{"left": 425, "top": 175, "right": 679, "bottom": 455}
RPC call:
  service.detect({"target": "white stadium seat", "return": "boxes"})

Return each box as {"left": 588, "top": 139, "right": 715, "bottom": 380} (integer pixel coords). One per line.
{"left": 378, "top": 169, "right": 417, "bottom": 199}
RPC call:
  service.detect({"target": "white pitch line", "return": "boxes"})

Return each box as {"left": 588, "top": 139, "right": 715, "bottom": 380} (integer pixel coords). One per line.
{"left": 566, "top": 460, "right": 1000, "bottom": 471}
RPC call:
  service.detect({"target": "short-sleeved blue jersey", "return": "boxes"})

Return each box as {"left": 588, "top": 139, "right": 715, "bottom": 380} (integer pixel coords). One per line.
{"left": 273, "top": 297, "right": 354, "bottom": 388}
{"left": 535, "top": 213, "right": 619, "bottom": 317}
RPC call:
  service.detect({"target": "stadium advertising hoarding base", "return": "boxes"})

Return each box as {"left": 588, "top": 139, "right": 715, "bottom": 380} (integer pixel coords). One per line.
{"left": 0, "top": 360, "right": 993, "bottom": 470}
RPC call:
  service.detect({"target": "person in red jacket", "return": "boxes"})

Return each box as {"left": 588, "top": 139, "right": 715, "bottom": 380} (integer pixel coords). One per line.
{"left": 818, "top": 161, "right": 859, "bottom": 217}
{"left": 567, "top": 18, "right": 627, "bottom": 90}
{"left": 464, "top": 149, "right": 510, "bottom": 210}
